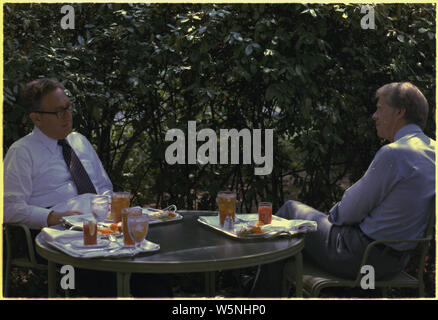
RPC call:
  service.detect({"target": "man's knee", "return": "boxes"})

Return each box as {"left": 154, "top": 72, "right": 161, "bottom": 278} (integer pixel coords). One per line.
{"left": 276, "top": 200, "right": 297, "bottom": 219}
{"left": 277, "top": 200, "right": 310, "bottom": 219}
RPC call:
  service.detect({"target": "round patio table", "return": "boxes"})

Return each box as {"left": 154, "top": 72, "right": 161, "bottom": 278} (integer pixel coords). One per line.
{"left": 35, "top": 211, "right": 305, "bottom": 297}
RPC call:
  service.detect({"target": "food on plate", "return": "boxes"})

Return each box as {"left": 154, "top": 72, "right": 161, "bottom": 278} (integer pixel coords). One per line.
{"left": 98, "top": 228, "right": 115, "bottom": 235}
{"left": 97, "top": 222, "right": 122, "bottom": 234}
{"left": 146, "top": 209, "right": 177, "bottom": 221}
{"left": 255, "top": 220, "right": 265, "bottom": 227}
{"left": 111, "top": 222, "right": 122, "bottom": 231}
{"left": 237, "top": 226, "right": 263, "bottom": 236}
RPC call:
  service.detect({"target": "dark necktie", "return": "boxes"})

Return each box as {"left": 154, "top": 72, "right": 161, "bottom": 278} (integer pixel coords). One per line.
{"left": 58, "top": 139, "right": 97, "bottom": 195}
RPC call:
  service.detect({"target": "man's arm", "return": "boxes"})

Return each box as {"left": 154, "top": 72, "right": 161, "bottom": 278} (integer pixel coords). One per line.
{"left": 4, "top": 146, "right": 84, "bottom": 228}
{"left": 47, "top": 210, "right": 83, "bottom": 226}
{"left": 328, "top": 146, "right": 401, "bottom": 225}
{"left": 4, "top": 146, "right": 54, "bottom": 228}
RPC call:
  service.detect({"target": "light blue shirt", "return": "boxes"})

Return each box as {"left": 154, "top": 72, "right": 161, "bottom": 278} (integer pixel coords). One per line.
{"left": 328, "top": 124, "right": 435, "bottom": 250}
{"left": 3, "top": 126, "right": 113, "bottom": 229}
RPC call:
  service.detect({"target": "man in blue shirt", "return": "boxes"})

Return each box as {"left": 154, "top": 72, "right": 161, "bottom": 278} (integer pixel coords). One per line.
{"left": 249, "top": 82, "right": 435, "bottom": 297}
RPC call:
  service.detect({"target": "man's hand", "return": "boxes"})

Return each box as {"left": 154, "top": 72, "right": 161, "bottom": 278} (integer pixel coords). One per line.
{"left": 47, "top": 210, "right": 83, "bottom": 226}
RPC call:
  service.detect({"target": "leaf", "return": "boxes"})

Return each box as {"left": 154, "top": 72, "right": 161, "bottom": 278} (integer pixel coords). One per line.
{"left": 265, "top": 84, "right": 278, "bottom": 101}
{"left": 232, "top": 32, "right": 243, "bottom": 42}
{"left": 245, "top": 44, "right": 253, "bottom": 55}
{"left": 198, "top": 26, "right": 207, "bottom": 34}
{"left": 264, "top": 49, "right": 274, "bottom": 56}
{"left": 397, "top": 34, "right": 405, "bottom": 42}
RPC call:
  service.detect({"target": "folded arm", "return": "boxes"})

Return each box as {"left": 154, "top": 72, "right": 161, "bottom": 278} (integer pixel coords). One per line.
{"left": 328, "top": 146, "right": 400, "bottom": 226}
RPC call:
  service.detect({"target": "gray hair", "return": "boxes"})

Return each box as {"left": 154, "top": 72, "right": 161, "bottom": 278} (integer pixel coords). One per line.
{"left": 375, "top": 82, "right": 429, "bottom": 129}
{"left": 21, "top": 78, "right": 66, "bottom": 114}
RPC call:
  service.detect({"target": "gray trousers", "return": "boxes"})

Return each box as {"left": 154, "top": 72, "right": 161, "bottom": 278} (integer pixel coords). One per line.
{"left": 249, "top": 200, "right": 410, "bottom": 297}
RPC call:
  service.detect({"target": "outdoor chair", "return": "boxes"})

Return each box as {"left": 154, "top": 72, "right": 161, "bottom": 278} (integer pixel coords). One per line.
{"left": 282, "top": 200, "right": 435, "bottom": 298}
{"left": 3, "top": 223, "right": 48, "bottom": 297}
{"left": 3, "top": 223, "right": 70, "bottom": 297}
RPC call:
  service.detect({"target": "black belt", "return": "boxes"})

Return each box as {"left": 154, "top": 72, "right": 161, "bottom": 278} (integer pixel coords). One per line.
{"left": 359, "top": 228, "right": 407, "bottom": 259}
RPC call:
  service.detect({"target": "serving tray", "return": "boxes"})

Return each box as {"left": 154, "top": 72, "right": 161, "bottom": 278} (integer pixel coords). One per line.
{"left": 197, "top": 214, "right": 317, "bottom": 240}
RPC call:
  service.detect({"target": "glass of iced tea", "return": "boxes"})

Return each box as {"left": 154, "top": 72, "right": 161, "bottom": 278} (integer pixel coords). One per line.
{"left": 83, "top": 218, "right": 97, "bottom": 245}
{"left": 121, "top": 207, "right": 142, "bottom": 246}
{"left": 258, "top": 202, "right": 272, "bottom": 225}
{"left": 217, "top": 191, "right": 236, "bottom": 227}
{"left": 111, "top": 192, "right": 130, "bottom": 223}
{"left": 127, "top": 212, "right": 149, "bottom": 250}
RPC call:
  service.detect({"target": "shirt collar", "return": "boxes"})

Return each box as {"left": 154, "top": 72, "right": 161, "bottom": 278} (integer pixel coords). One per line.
{"left": 32, "top": 126, "right": 60, "bottom": 154}
{"left": 394, "top": 123, "right": 423, "bottom": 142}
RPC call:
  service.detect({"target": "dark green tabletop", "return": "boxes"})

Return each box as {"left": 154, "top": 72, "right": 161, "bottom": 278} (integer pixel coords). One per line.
{"left": 35, "top": 211, "right": 305, "bottom": 297}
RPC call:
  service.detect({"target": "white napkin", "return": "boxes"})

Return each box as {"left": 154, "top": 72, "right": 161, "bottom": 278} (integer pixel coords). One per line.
{"left": 262, "top": 218, "right": 317, "bottom": 234}
{"left": 40, "top": 227, "right": 82, "bottom": 244}
{"left": 50, "top": 193, "right": 96, "bottom": 215}
{"left": 61, "top": 213, "right": 98, "bottom": 229}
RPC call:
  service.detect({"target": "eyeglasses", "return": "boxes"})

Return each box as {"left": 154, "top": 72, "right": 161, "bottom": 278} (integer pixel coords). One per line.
{"left": 33, "top": 104, "right": 74, "bottom": 119}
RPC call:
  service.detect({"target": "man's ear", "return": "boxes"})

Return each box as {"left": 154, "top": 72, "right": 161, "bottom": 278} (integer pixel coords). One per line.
{"left": 29, "top": 112, "right": 40, "bottom": 125}
{"left": 397, "top": 108, "right": 406, "bottom": 119}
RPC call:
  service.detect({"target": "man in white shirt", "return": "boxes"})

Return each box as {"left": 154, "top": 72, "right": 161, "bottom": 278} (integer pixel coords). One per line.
{"left": 4, "top": 78, "right": 113, "bottom": 228}
{"left": 3, "top": 78, "right": 117, "bottom": 297}
{"left": 4, "top": 78, "right": 173, "bottom": 298}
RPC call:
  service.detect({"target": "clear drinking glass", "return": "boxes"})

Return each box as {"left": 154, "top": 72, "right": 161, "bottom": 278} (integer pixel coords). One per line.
{"left": 216, "top": 191, "right": 236, "bottom": 227}
{"left": 127, "top": 212, "right": 149, "bottom": 251}
{"left": 258, "top": 202, "right": 272, "bottom": 225}
{"left": 122, "top": 207, "right": 142, "bottom": 246}
{"left": 83, "top": 218, "right": 97, "bottom": 245}
{"left": 91, "top": 195, "right": 110, "bottom": 223}
{"left": 111, "top": 192, "right": 130, "bottom": 223}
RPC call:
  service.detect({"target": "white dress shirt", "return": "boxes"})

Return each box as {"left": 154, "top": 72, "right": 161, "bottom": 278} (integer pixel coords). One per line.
{"left": 4, "top": 126, "right": 113, "bottom": 229}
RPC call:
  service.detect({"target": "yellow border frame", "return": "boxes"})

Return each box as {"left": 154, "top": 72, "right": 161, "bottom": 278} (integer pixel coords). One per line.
{"left": 0, "top": 1, "right": 436, "bottom": 302}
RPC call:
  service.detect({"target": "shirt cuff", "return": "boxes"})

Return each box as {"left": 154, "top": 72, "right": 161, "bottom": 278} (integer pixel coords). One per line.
{"left": 32, "top": 207, "right": 53, "bottom": 229}
{"left": 327, "top": 203, "right": 342, "bottom": 226}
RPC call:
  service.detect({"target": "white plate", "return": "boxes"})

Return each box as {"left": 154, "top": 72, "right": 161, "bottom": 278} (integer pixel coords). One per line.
{"left": 70, "top": 239, "right": 110, "bottom": 249}
{"left": 143, "top": 208, "right": 183, "bottom": 225}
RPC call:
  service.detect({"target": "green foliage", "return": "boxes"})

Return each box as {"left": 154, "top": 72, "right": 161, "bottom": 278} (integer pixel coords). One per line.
{"left": 4, "top": 3, "right": 436, "bottom": 214}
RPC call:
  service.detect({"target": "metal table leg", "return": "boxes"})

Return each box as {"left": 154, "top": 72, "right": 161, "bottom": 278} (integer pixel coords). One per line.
{"left": 205, "top": 271, "right": 215, "bottom": 297}
{"left": 117, "top": 272, "right": 131, "bottom": 297}
{"left": 294, "top": 252, "right": 303, "bottom": 297}
{"left": 48, "top": 261, "right": 57, "bottom": 297}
